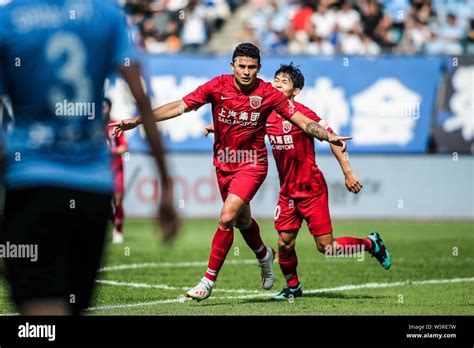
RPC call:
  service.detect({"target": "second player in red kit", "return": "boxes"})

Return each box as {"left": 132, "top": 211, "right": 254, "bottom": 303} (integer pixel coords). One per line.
{"left": 267, "top": 100, "right": 334, "bottom": 237}
{"left": 267, "top": 64, "right": 392, "bottom": 300}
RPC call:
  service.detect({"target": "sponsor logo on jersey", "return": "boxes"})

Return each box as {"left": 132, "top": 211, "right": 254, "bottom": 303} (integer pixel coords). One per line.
{"left": 249, "top": 96, "right": 262, "bottom": 109}
{"left": 282, "top": 120, "right": 292, "bottom": 134}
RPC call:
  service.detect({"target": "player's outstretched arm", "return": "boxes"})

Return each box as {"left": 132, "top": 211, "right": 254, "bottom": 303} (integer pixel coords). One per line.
{"left": 120, "top": 64, "right": 180, "bottom": 244}
{"left": 291, "top": 111, "right": 352, "bottom": 147}
{"left": 329, "top": 140, "right": 363, "bottom": 194}
{"left": 112, "top": 100, "right": 192, "bottom": 136}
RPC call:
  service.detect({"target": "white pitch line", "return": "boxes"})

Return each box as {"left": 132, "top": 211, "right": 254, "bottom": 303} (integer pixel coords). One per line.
{"left": 98, "top": 259, "right": 258, "bottom": 272}
{"left": 96, "top": 279, "right": 262, "bottom": 294}
{"left": 86, "top": 276, "right": 474, "bottom": 312}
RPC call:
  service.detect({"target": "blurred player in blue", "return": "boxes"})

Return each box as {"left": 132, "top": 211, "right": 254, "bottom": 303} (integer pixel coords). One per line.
{"left": 0, "top": 0, "right": 179, "bottom": 315}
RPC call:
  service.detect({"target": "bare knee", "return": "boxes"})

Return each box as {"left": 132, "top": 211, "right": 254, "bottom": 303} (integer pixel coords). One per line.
{"left": 315, "top": 235, "right": 334, "bottom": 254}
{"left": 219, "top": 211, "right": 236, "bottom": 230}
{"left": 316, "top": 242, "right": 328, "bottom": 253}
{"left": 278, "top": 236, "right": 296, "bottom": 254}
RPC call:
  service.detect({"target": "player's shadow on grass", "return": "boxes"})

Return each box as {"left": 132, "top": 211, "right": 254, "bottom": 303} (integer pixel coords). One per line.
{"left": 301, "top": 292, "right": 378, "bottom": 300}
{"left": 197, "top": 292, "right": 380, "bottom": 307}
{"left": 235, "top": 292, "right": 379, "bottom": 305}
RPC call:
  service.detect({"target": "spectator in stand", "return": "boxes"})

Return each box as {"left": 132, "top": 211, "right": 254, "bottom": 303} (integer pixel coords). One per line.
{"left": 166, "top": 19, "right": 183, "bottom": 53}
{"left": 396, "top": 16, "right": 431, "bottom": 54}
{"left": 307, "top": 34, "right": 336, "bottom": 55}
{"left": 202, "top": 0, "right": 231, "bottom": 33}
{"left": 359, "top": 0, "right": 384, "bottom": 41}
{"left": 252, "top": 0, "right": 291, "bottom": 54}
{"left": 336, "top": 0, "right": 362, "bottom": 34}
{"left": 432, "top": 0, "right": 474, "bottom": 32}
{"left": 288, "top": 0, "right": 317, "bottom": 54}
{"left": 361, "top": 33, "right": 381, "bottom": 55}
{"left": 180, "top": 0, "right": 208, "bottom": 52}
{"left": 237, "top": 21, "right": 262, "bottom": 48}
{"left": 426, "top": 12, "right": 465, "bottom": 54}
{"left": 374, "top": 11, "right": 399, "bottom": 51}
{"left": 336, "top": 1, "right": 367, "bottom": 55}
{"left": 466, "top": 18, "right": 474, "bottom": 54}
{"left": 311, "top": 2, "right": 336, "bottom": 40}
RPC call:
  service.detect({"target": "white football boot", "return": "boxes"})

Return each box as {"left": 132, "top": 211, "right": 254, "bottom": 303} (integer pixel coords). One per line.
{"left": 186, "top": 277, "right": 215, "bottom": 302}
{"left": 258, "top": 247, "right": 276, "bottom": 290}
{"left": 112, "top": 229, "right": 124, "bottom": 244}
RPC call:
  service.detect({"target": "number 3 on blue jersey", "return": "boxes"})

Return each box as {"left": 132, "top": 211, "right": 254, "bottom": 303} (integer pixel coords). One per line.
{"left": 45, "top": 32, "right": 92, "bottom": 110}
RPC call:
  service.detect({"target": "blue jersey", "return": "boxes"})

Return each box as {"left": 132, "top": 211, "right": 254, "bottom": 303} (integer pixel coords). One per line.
{"left": 0, "top": 0, "right": 137, "bottom": 193}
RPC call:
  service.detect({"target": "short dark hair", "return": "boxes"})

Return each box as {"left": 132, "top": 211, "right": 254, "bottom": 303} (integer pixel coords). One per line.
{"left": 103, "top": 97, "right": 112, "bottom": 109}
{"left": 232, "top": 43, "right": 261, "bottom": 65}
{"left": 274, "top": 63, "right": 305, "bottom": 90}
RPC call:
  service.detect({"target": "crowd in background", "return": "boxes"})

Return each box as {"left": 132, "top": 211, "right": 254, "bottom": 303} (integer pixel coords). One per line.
{"left": 121, "top": 0, "right": 474, "bottom": 55}
{"left": 243, "top": 0, "right": 474, "bottom": 55}
{"left": 121, "top": 0, "right": 243, "bottom": 53}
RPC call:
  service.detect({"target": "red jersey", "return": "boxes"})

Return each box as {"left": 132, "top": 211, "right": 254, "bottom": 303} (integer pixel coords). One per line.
{"left": 183, "top": 74, "right": 296, "bottom": 171}
{"left": 266, "top": 101, "right": 333, "bottom": 198}
{"left": 106, "top": 123, "right": 126, "bottom": 173}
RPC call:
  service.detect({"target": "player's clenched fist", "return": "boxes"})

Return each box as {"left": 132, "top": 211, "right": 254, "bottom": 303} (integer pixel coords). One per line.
{"left": 345, "top": 171, "right": 363, "bottom": 194}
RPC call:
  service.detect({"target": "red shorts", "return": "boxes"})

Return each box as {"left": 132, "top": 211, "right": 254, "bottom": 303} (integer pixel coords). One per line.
{"left": 274, "top": 191, "right": 332, "bottom": 236}
{"left": 114, "top": 168, "right": 124, "bottom": 195}
{"left": 216, "top": 165, "right": 267, "bottom": 203}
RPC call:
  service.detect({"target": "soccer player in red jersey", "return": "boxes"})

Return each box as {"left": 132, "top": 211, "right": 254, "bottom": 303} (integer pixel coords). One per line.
{"left": 267, "top": 64, "right": 392, "bottom": 299}
{"left": 113, "top": 43, "right": 351, "bottom": 301}
{"left": 205, "top": 63, "right": 392, "bottom": 300}
{"left": 103, "top": 98, "right": 128, "bottom": 244}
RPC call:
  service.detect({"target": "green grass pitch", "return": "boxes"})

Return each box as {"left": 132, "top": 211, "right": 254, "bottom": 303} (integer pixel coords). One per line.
{"left": 1, "top": 219, "right": 473, "bottom": 315}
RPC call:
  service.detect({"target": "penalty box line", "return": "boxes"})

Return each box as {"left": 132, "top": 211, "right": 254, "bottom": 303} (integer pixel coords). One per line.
{"left": 87, "top": 276, "right": 474, "bottom": 312}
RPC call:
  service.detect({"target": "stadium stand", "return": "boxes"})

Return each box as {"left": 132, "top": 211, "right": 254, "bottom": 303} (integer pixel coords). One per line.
{"left": 121, "top": 0, "right": 245, "bottom": 53}
{"left": 120, "top": 0, "right": 474, "bottom": 55}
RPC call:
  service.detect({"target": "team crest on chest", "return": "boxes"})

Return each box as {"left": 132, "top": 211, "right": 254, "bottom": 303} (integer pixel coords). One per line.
{"left": 282, "top": 120, "right": 292, "bottom": 134}
{"left": 249, "top": 96, "right": 263, "bottom": 109}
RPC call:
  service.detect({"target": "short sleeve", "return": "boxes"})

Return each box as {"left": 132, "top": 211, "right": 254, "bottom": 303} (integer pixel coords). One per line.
{"left": 269, "top": 86, "right": 296, "bottom": 120}
{"left": 182, "top": 77, "right": 218, "bottom": 111}
{"left": 109, "top": 6, "right": 140, "bottom": 71}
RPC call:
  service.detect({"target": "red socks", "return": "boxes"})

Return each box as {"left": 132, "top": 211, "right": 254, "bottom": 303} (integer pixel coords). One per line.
{"left": 204, "top": 227, "right": 234, "bottom": 282}
{"left": 278, "top": 248, "right": 299, "bottom": 287}
{"left": 277, "top": 236, "right": 372, "bottom": 288}
{"left": 239, "top": 219, "right": 267, "bottom": 260}
{"left": 334, "top": 236, "right": 373, "bottom": 252}
{"left": 204, "top": 219, "right": 269, "bottom": 282}
{"left": 114, "top": 204, "right": 124, "bottom": 234}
